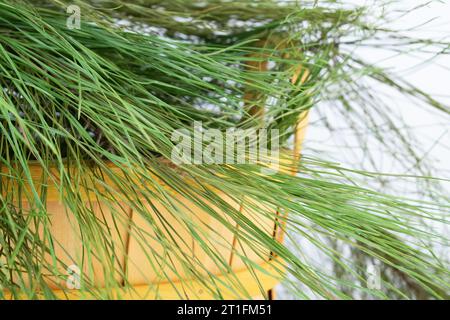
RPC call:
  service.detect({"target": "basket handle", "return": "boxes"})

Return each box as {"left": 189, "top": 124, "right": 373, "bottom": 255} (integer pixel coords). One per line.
{"left": 290, "top": 65, "right": 310, "bottom": 175}
{"left": 243, "top": 45, "right": 310, "bottom": 173}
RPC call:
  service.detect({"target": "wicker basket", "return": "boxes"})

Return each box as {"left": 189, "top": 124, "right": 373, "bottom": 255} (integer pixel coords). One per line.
{"left": 1, "top": 65, "right": 309, "bottom": 300}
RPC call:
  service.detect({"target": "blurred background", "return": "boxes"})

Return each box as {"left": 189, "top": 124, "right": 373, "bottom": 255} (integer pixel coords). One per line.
{"left": 279, "top": 0, "right": 450, "bottom": 299}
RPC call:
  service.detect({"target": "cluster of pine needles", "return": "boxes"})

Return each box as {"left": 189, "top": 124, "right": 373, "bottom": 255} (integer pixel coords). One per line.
{"left": 0, "top": 0, "right": 449, "bottom": 299}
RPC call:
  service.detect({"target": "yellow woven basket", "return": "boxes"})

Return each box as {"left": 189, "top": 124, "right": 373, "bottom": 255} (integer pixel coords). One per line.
{"left": 2, "top": 65, "right": 309, "bottom": 300}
